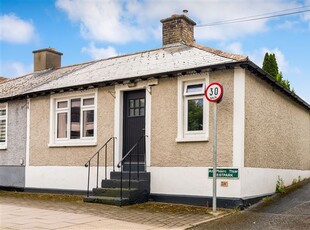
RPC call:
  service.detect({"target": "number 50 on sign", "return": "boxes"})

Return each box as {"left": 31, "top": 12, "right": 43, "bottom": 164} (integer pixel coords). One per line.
{"left": 205, "top": 82, "right": 224, "bottom": 103}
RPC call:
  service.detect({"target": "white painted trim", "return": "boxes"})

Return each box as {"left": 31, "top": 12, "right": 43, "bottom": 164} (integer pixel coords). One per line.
{"left": 149, "top": 167, "right": 241, "bottom": 197}
{"left": 25, "top": 99, "right": 30, "bottom": 186}
{"left": 0, "top": 102, "right": 8, "bottom": 149}
{"left": 48, "top": 142, "right": 97, "bottom": 147}
{"left": 240, "top": 167, "right": 310, "bottom": 198}
{"left": 176, "top": 73, "right": 209, "bottom": 142}
{"left": 145, "top": 86, "right": 151, "bottom": 167}
{"left": 114, "top": 88, "right": 121, "bottom": 169}
{"left": 114, "top": 80, "right": 153, "bottom": 169}
{"left": 26, "top": 166, "right": 114, "bottom": 190}
{"left": 233, "top": 68, "right": 245, "bottom": 167}
{"left": 24, "top": 165, "right": 310, "bottom": 198}
{"left": 49, "top": 89, "right": 98, "bottom": 147}
{"left": 175, "top": 137, "right": 209, "bottom": 142}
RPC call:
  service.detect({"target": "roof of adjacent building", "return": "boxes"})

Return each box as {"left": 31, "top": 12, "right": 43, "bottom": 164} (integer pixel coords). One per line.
{"left": 0, "top": 63, "right": 89, "bottom": 99}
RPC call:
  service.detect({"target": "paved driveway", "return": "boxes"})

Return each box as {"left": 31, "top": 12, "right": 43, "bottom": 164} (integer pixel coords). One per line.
{"left": 190, "top": 179, "right": 310, "bottom": 230}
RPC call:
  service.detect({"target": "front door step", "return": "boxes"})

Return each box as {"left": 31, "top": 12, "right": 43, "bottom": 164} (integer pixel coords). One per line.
{"left": 93, "top": 187, "right": 138, "bottom": 198}
{"left": 84, "top": 196, "right": 130, "bottom": 206}
{"left": 123, "top": 162, "right": 145, "bottom": 171}
{"left": 110, "top": 171, "right": 150, "bottom": 180}
{"left": 84, "top": 171, "right": 150, "bottom": 206}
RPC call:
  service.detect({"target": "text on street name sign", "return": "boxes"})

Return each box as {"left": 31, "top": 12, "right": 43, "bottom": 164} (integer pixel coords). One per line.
{"left": 208, "top": 168, "right": 239, "bottom": 179}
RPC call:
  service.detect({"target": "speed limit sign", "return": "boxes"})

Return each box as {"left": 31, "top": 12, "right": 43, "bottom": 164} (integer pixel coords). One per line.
{"left": 205, "top": 82, "right": 224, "bottom": 103}
{"left": 205, "top": 82, "right": 224, "bottom": 213}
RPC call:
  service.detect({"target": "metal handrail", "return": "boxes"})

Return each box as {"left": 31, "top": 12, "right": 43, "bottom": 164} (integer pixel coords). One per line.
{"left": 85, "top": 137, "right": 116, "bottom": 197}
{"left": 117, "top": 134, "right": 147, "bottom": 204}
{"left": 117, "top": 135, "right": 147, "bottom": 168}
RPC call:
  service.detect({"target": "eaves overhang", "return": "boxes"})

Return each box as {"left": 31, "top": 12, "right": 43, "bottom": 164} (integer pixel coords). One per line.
{"left": 1, "top": 60, "right": 309, "bottom": 111}
{"left": 240, "top": 60, "right": 310, "bottom": 111}
{"left": 0, "top": 61, "right": 241, "bottom": 102}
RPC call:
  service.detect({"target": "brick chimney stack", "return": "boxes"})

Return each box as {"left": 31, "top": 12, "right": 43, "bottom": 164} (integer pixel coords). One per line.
{"left": 32, "top": 48, "right": 63, "bottom": 71}
{"left": 160, "top": 14, "right": 196, "bottom": 46}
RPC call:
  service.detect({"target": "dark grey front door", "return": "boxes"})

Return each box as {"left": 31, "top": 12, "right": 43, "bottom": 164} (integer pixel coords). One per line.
{"left": 123, "top": 90, "right": 146, "bottom": 166}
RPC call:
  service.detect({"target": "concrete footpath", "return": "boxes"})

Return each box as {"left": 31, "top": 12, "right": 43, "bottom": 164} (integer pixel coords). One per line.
{"left": 0, "top": 193, "right": 223, "bottom": 230}
{"left": 1, "top": 204, "right": 165, "bottom": 230}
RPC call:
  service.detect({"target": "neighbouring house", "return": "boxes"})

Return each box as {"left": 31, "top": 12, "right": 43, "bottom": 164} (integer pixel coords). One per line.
{"left": 0, "top": 49, "right": 88, "bottom": 190}
{"left": 0, "top": 14, "right": 309, "bottom": 208}
{"left": 0, "top": 77, "right": 7, "bottom": 82}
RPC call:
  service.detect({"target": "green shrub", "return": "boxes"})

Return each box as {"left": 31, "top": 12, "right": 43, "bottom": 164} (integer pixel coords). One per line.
{"left": 276, "top": 176, "right": 285, "bottom": 194}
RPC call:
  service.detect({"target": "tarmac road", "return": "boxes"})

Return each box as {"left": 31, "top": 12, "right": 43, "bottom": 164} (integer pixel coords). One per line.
{"left": 189, "top": 179, "right": 310, "bottom": 230}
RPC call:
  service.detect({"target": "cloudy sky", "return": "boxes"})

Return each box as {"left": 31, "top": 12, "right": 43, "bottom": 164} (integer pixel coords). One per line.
{"left": 1, "top": 0, "right": 310, "bottom": 102}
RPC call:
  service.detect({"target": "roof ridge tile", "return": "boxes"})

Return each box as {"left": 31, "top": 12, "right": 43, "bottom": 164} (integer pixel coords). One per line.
{"left": 187, "top": 42, "right": 248, "bottom": 61}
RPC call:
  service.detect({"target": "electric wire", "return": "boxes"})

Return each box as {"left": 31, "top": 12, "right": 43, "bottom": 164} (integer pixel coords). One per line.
{"left": 196, "top": 5, "right": 310, "bottom": 27}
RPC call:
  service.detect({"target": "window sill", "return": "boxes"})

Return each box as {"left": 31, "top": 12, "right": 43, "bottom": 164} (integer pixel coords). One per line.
{"left": 0, "top": 146, "right": 7, "bottom": 150}
{"left": 48, "top": 141, "right": 97, "bottom": 148}
{"left": 175, "top": 136, "right": 209, "bottom": 143}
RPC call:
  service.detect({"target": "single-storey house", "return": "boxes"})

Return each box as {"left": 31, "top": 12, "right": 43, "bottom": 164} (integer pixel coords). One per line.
{"left": 1, "top": 14, "right": 309, "bottom": 208}
{"left": 0, "top": 59, "right": 88, "bottom": 189}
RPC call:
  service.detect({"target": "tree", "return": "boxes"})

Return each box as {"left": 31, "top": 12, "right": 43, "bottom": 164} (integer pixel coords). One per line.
{"left": 262, "top": 52, "right": 279, "bottom": 78}
{"left": 262, "top": 52, "right": 291, "bottom": 91}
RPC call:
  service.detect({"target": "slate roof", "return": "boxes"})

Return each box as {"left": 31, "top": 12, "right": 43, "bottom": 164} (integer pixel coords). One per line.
{"left": 25, "top": 43, "right": 246, "bottom": 94}
{"left": 0, "top": 63, "right": 89, "bottom": 100}
{"left": 0, "top": 42, "right": 308, "bottom": 110}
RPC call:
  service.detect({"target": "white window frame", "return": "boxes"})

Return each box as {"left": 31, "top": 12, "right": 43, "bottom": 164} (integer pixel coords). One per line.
{"left": 184, "top": 82, "right": 205, "bottom": 96}
{"left": 0, "top": 103, "right": 8, "bottom": 149}
{"left": 176, "top": 73, "right": 209, "bottom": 142}
{"left": 49, "top": 90, "right": 97, "bottom": 147}
{"left": 184, "top": 95, "right": 205, "bottom": 135}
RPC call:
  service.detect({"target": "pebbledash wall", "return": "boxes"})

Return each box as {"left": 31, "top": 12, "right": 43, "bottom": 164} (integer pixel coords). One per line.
{"left": 149, "top": 70, "right": 238, "bottom": 198}
{"left": 25, "top": 67, "right": 310, "bottom": 201}
{"left": 0, "top": 100, "right": 27, "bottom": 188}
{"left": 241, "top": 70, "right": 310, "bottom": 198}
{"left": 25, "top": 69, "right": 244, "bottom": 200}
{"left": 26, "top": 87, "right": 115, "bottom": 191}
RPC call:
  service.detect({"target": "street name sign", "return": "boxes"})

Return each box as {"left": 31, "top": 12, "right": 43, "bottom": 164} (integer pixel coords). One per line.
{"left": 208, "top": 168, "right": 239, "bottom": 179}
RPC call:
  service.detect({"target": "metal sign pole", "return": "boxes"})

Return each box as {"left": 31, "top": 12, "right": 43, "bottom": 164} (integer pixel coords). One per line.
{"left": 213, "top": 102, "right": 217, "bottom": 213}
{"left": 205, "top": 82, "right": 223, "bottom": 214}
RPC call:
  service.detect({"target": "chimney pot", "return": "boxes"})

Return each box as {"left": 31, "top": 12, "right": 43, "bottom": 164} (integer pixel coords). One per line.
{"left": 32, "top": 48, "right": 63, "bottom": 71}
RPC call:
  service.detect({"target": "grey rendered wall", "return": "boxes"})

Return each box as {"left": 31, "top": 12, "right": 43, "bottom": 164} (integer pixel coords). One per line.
{"left": 244, "top": 71, "right": 310, "bottom": 170}
{"left": 0, "top": 100, "right": 27, "bottom": 187}
{"left": 0, "top": 166, "right": 25, "bottom": 188}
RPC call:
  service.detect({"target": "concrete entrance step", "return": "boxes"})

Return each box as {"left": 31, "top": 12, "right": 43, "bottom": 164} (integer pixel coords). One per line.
{"left": 83, "top": 196, "right": 130, "bottom": 206}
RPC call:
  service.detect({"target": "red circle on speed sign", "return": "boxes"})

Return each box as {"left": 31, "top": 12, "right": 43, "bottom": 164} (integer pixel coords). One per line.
{"left": 205, "top": 82, "right": 224, "bottom": 102}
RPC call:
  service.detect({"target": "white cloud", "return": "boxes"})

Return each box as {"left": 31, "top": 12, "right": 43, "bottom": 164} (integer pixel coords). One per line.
{"left": 56, "top": 0, "right": 146, "bottom": 43}
{"left": 220, "top": 42, "right": 244, "bottom": 55}
{"left": 56, "top": 0, "right": 302, "bottom": 44}
{"left": 0, "top": 61, "right": 32, "bottom": 78}
{"left": 249, "top": 47, "right": 292, "bottom": 74}
{"left": 81, "top": 42, "right": 119, "bottom": 59}
{"left": 275, "top": 20, "right": 298, "bottom": 30}
{"left": 302, "top": 0, "right": 310, "bottom": 28}
{"left": 125, "top": 0, "right": 301, "bottom": 41}
{"left": 0, "top": 14, "right": 36, "bottom": 44}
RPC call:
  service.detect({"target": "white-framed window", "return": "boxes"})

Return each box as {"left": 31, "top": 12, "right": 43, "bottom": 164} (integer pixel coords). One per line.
{"left": 0, "top": 103, "right": 8, "bottom": 149}
{"left": 176, "top": 74, "right": 209, "bottom": 142}
{"left": 50, "top": 91, "right": 97, "bottom": 146}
